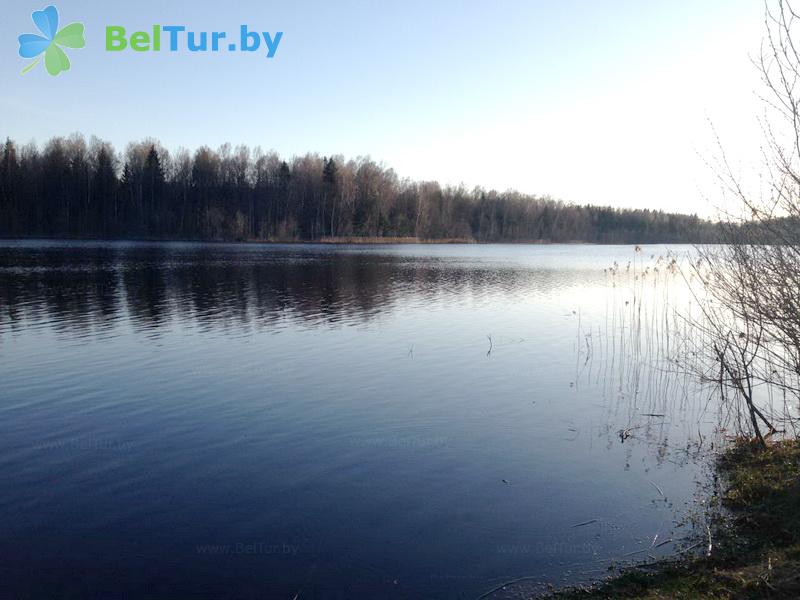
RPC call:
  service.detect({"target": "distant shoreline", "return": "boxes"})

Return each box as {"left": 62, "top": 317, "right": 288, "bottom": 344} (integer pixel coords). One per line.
{"left": 0, "top": 236, "right": 701, "bottom": 246}
{"left": 0, "top": 136, "right": 718, "bottom": 247}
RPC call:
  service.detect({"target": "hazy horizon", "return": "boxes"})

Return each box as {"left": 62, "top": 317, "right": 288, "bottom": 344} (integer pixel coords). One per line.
{"left": 1, "top": 1, "right": 766, "bottom": 218}
{"left": 0, "top": 131, "right": 724, "bottom": 220}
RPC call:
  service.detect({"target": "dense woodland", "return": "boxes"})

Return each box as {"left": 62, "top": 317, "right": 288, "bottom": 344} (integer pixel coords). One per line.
{"left": 0, "top": 135, "right": 718, "bottom": 243}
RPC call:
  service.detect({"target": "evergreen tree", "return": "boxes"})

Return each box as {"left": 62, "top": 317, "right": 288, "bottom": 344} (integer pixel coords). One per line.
{"left": 142, "top": 146, "right": 164, "bottom": 235}
{"left": 0, "top": 139, "right": 19, "bottom": 235}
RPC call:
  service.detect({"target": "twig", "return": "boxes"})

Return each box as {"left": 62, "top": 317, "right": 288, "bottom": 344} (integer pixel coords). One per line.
{"left": 474, "top": 575, "right": 545, "bottom": 600}
{"left": 676, "top": 541, "right": 703, "bottom": 555}
{"left": 571, "top": 519, "right": 599, "bottom": 528}
{"left": 649, "top": 481, "right": 665, "bottom": 497}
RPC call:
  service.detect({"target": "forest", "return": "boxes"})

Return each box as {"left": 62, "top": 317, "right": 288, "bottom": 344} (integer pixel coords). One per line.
{"left": 0, "top": 135, "right": 718, "bottom": 243}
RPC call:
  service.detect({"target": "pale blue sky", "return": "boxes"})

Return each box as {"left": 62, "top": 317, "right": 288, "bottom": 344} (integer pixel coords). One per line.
{"left": 1, "top": 0, "right": 764, "bottom": 215}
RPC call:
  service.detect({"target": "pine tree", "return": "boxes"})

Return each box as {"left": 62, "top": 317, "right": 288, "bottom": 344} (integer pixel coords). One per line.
{"left": 323, "top": 157, "right": 339, "bottom": 237}
{"left": 0, "top": 139, "right": 19, "bottom": 235}
{"left": 142, "top": 146, "right": 164, "bottom": 235}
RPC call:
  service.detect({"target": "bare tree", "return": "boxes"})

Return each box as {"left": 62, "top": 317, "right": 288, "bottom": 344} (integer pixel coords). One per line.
{"left": 693, "top": 0, "right": 800, "bottom": 445}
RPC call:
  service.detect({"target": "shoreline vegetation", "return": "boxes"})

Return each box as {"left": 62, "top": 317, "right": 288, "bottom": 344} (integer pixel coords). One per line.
{"left": 532, "top": 243, "right": 800, "bottom": 600}
{"left": 538, "top": 1, "right": 800, "bottom": 596}
{"left": 544, "top": 439, "right": 800, "bottom": 599}
{"left": 0, "top": 235, "right": 668, "bottom": 245}
{"left": 0, "top": 135, "right": 718, "bottom": 246}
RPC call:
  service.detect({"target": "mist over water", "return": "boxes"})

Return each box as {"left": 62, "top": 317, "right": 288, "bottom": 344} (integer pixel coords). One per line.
{"left": 0, "top": 241, "right": 714, "bottom": 599}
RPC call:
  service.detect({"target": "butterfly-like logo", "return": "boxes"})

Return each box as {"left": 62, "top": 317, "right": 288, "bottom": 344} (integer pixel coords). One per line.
{"left": 18, "top": 5, "right": 85, "bottom": 76}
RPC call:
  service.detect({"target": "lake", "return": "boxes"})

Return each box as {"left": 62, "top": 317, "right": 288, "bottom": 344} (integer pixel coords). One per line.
{"left": 0, "top": 241, "right": 714, "bottom": 599}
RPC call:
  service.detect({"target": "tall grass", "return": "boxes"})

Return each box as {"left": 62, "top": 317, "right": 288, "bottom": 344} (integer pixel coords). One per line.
{"left": 575, "top": 247, "right": 799, "bottom": 449}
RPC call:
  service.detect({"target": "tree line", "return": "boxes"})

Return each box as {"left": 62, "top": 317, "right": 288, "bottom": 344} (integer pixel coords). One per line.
{"left": 0, "top": 135, "right": 718, "bottom": 243}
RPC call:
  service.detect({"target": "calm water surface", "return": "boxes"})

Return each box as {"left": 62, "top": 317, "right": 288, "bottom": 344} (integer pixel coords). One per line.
{"left": 0, "top": 241, "right": 712, "bottom": 599}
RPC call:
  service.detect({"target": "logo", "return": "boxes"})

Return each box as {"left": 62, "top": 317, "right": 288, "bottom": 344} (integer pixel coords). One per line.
{"left": 16, "top": 6, "right": 282, "bottom": 77}
{"left": 104, "top": 26, "right": 282, "bottom": 58}
{"left": 18, "top": 5, "right": 85, "bottom": 76}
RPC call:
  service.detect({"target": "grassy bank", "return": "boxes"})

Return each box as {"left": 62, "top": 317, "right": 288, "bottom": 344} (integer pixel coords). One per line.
{"left": 547, "top": 439, "right": 800, "bottom": 599}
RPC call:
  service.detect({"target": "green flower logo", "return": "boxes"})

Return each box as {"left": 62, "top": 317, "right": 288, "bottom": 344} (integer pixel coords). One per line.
{"left": 18, "top": 5, "right": 85, "bottom": 76}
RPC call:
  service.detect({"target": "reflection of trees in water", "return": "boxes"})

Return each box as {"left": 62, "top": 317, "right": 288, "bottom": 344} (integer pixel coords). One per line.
{"left": 0, "top": 244, "right": 600, "bottom": 337}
